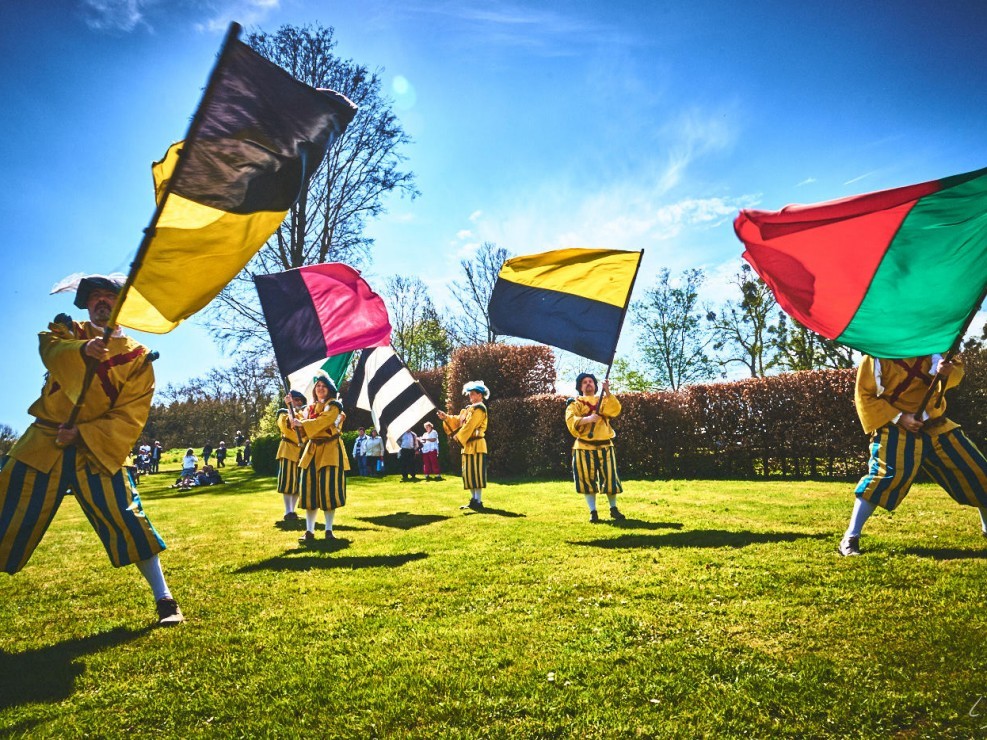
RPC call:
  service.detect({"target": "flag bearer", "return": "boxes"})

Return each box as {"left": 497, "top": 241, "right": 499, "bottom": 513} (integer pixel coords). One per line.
{"left": 293, "top": 372, "right": 349, "bottom": 542}
{"left": 566, "top": 373, "right": 625, "bottom": 523}
{"left": 439, "top": 381, "right": 490, "bottom": 510}
{"left": 838, "top": 354, "right": 987, "bottom": 556}
{"left": 276, "top": 389, "right": 308, "bottom": 522}
{"left": 0, "top": 274, "right": 183, "bottom": 626}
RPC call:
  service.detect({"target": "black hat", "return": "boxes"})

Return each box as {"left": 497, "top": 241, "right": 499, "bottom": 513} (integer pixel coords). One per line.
{"left": 576, "top": 373, "right": 598, "bottom": 393}
{"left": 74, "top": 275, "right": 125, "bottom": 309}
{"left": 289, "top": 390, "right": 307, "bottom": 403}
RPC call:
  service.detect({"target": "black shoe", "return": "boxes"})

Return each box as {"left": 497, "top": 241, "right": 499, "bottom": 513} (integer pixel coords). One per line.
{"left": 298, "top": 531, "right": 316, "bottom": 545}
{"left": 589, "top": 510, "right": 600, "bottom": 523}
{"left": 155, "top": 598, "right": 184, "bottom": 627}
{"left": 469, "top": 499, "right": 484, "bottom": 511}
{"left": 425, "top": 476, "right": 431, "bottom": 481}
{"left": 433, "top": 476, "right": 444, "bottom": 481}
{"left": 837, "top": 535, "right": 860, "bottom": 556}
{"left": 325, "top": 530, "right": 335, "bottom": 540}
{"left": 609, "top": 506, "right": 626, "bottom": 521}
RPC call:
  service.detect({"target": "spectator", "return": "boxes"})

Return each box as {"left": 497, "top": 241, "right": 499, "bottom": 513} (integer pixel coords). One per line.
{"left": 182, "top": 448, "right": 197, "bottom": 478}
{"left": 352, "top": 428, "right": 368, "bottom": 476}
{"left": 243, "top": 438, "right": 252, "bottom": 465}
{"left": 419, "top": 421, "right": 443, "bottom": 481}
{"left": 202, "top": 443, "right": 213, "bottom": 466}
{"left": 150, "top": 441, "right": 162, "bottom": 474}
{"left": 398, "top": 430, "right": 419, "bottom": 482}
{"left": 215, "top": 441, "right": 227, "bottom": 468}
{"left": 363, "top": 428, "right": 385, "bottom": 477}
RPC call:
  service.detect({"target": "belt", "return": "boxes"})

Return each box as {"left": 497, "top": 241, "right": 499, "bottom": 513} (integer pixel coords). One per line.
{"left": 34, "top": 418, "right": 61, "bottom": 429}
{"left": 577, "top": 438, "right": 614, "bottom": 447}
{"left": 309, "top": 437, "right": 338, "bottom": 445}
{"left": 924, "top": 416, "right": 949, "bottom": 430}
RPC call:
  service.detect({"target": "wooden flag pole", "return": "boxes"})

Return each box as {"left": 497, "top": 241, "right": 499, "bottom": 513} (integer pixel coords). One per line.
{"left": 62, "top": 23, "right": 244, "bottom": 431}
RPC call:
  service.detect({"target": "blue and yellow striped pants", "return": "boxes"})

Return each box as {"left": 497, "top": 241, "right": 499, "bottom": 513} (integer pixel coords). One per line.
{"left": 0, "top": 446, "right": 166, "bottom": 574}
{"left": 461, "top": 453, "right": 487, "bottom": 490}
{"left": 277, "top": 458, "right": 301, "bottom": 495}
{"left": 572, "top": 445, "right": 623, "bottom": 495}
{"left": 299, "top": 463, "right": 346, "bottom": 510}
{"left": 855, "top": 425, "right": 987, "bottom": 511}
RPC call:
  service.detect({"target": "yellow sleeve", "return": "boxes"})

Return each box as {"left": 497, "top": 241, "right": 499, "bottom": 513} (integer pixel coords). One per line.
{"left": 565, "top": 399, "right": 590, "bottom": 438}
{"left": 38, "top": 322, "right": 90, "bottom": 404}
{"left": 854, "top": 357, "right": 901, "bottom": 434}
{"left": 599, "top": 393, "right": 621, "bottom": 418}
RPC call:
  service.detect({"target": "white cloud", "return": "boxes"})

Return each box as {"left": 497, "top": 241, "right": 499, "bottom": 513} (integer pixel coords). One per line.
{"left": 79, "top": 0, "right": 151, "bottom": 32}
{"left": 843, "top": 171, "right": 877, "bottom": 186}
{"left": 796, "top": 177, "right": 816, "bottom": 187}
{"left": 194, "top": 0, "right": 280, "bottom": 34}
{"left": 456, "top": 229, "right": 473, "bottom": 239}
{"left": 468, "top": 210, "right": 483, "bottom": 222}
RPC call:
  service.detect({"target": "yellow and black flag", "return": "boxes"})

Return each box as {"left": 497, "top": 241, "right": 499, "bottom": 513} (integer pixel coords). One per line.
{"left": 487, "top": 248, "right": 643, "bottom": 365}
{"left": 114, "top": 23, "right": 357, "bottom": 333}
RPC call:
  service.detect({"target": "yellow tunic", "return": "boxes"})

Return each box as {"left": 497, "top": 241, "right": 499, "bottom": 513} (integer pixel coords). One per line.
{"left": 298, "top": 400, "right": 351, "bottom": 471}
{"left": 565, "top": 393, "right": 621, "bottom": 450}
{"left": 10, "top": 320, "right": 154, "bottom": 476}
{"left": 443, "top": 403, "right": 488, "bottom": 455}
{"left": 276, "top": 408, "right": 307, "bottom": 463}
{"left": 855, "top": 355, "right": 962, "bottom": 435}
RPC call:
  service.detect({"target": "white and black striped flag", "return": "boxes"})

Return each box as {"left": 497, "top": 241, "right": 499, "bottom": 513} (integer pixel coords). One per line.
{"left": 346, "top": 347, "right": 435, "bottom": 453}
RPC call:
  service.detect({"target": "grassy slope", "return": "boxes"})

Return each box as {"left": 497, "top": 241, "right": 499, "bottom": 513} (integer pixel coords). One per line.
{"left": 1, "top": 464, "right": 986, "bottom": 738}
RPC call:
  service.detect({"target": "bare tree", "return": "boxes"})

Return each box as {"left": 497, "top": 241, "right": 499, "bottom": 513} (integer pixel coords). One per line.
{"left": 631, "top": 268, "right": 717, "bottom": 390}
{"left": 207, "top": 23, "right": 418, "bottom": 349}
{"left": 708, "top": 263, "right": 780, "bottom": 377}
{"left": 447, "top": 242, "right": 512, "bottom": 346}
{"left": 384, "top": 276, "right": 451, "bottom": 371}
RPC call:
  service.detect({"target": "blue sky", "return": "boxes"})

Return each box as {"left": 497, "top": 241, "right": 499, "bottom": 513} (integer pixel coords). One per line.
{"left": 2, "top": 0, "right": 987, "bottom": 432}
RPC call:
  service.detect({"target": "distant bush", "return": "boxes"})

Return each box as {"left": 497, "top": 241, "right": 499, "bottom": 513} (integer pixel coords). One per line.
{"left": 251, "top": 433, "right": 279, "bottom": 476}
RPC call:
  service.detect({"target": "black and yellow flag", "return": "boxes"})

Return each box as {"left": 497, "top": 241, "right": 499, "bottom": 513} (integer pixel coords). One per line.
{"left": 115, "top": 24, "right": 357, "bottom": 333}
{"left": 488, "top": 248, "right": 643, "bottom": 365}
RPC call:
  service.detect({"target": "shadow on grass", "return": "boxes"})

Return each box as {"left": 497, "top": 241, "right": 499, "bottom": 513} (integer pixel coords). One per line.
{"left": 570, "top": 529, "right": 827, "bottom": 550}
{"left": 0, "top": 626, "right": 148, "bottom": 710}
{"left": 236, "top": 549, "right": 428, "bottom": 573}
{"left": 358, "top": 512, "right": 451, "bottom": 530}
{"left": 902, "top": 546, "right": 987, "bottom": 560}
{"left": 460, "top": 506, "right": 526, "bottom": 518}
{"left": 273, "top": 520, "right": 376, "bottom": 532}
{"left": 605, "top": 519, "right": 684, "bottom": 531}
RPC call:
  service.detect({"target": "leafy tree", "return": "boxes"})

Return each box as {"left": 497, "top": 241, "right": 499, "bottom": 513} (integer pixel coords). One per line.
{"left": 384, "top": 276, "right": 451, "bottom": 371}
{"left": 708, "top": 263, "right": 780, "bottom": 377}
{"left": 447, "top": 242, "right": 512, "bottom": 346}
{"left": 144, "top": 356, "right": 281, "bottom": 446}
{"left": 631, "top": 268, "right": 717, "bottom": 390}
{"left": 773, "top": 315, "right": 855, "bottom": 371}
{"left": 208, "top": 23, "right": 418, "bottom": 350}
{"left": 610, "top": 357, "right": 657, "bottom": 392}
{"left": 0, "top": 423, "right": 18, "bottom": 457}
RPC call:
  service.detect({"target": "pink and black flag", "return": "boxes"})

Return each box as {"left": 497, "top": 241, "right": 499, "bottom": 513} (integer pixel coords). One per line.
{"left": 254, "top": 263, "right": 392, "bottom": 377}
{"left": 735, "top": 166, "right": 987, "bottom": 358}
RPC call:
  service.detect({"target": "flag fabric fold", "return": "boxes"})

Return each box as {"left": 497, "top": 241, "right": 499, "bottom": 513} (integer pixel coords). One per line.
{"left": 286, "top": 352, "right": 354, "bottom": 400}
{"left": 115, "top": 27, "right": 358, "bottom": 333}
{"left": 734, "top": 166, "right": 987, "bottom": 358}
{"left": 487, "top": 248, "right": 642, "bottom": 365}
{"left": 254, "top": 263, "right": 392, "bottom": 378}
{"left": 346, "top": 347, "right": 435, "bottom": 453}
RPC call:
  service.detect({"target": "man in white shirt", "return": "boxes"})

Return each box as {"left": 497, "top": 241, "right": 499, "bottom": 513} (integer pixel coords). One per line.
{"left": 398, "top": 430, "right": 419, "bottom": 482}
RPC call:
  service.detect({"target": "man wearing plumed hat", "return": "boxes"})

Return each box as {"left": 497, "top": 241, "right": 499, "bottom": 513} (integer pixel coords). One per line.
{"left": 439, "top": 381, "right": 490, "bottom": 510}
{"left": 276, "top": 388, "right": 308, "bottom": 522}
{"left": 0, "top": 273, "right": 183, "bottom": 625}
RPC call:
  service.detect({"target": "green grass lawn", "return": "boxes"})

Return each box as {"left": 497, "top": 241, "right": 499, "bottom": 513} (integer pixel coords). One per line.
{"left": 2, "top": 464, "right": 987, "bottom": 738}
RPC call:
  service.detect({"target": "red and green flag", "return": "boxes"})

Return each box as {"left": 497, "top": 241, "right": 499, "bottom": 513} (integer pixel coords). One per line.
{"left": 734, "top": 166, "right": 987, "bottom": 358}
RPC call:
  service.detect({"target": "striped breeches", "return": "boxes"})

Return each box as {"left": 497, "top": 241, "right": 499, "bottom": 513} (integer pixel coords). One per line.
{"left": 0, "top": 446, "right": 166, "bottom": 574}
{"left": 277, "top": 458, "right": 301, "bottom": 495}
{"left": 855, "top": 425, "right": 987, "bottom": 511}
{"left": 461, "top": 453, "right": 487, "bottom": 490}
{"left": 572, "top": 446, "right": 623, "bottom": 495}
{"left": 299, "top": 463, "right": 346, "bottom": 510}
